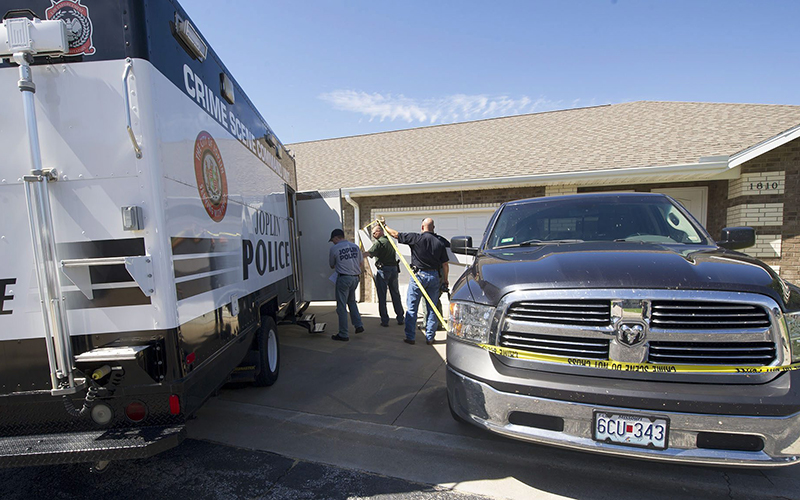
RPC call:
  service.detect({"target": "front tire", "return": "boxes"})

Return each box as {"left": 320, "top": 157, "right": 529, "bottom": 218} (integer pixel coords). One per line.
{"left": 254, "top": 316, "right": 280, "bottom": 387}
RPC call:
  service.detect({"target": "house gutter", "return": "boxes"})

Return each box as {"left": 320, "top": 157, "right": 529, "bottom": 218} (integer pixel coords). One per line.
{"left": 339, "top": 158, "right": 732, "bottom": 198}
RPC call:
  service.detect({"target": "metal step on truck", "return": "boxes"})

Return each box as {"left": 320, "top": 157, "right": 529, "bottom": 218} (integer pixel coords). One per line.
{"left": 0, "top": 0, "right": 342, "bottom": 471}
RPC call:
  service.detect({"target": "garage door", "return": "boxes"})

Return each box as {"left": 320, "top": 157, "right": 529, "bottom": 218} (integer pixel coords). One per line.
{"left": 374, "top": 208, "right": 496, "bottom": 312}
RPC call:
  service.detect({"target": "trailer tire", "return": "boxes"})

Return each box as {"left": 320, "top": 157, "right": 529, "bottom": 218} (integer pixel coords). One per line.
{"left": 254, "top": 316, "right": 279, "bottom": 387}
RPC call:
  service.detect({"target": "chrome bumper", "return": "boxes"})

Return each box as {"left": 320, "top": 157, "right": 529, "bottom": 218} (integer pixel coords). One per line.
{"left": 448, "top": 367, "right": 800, "bottom": 467}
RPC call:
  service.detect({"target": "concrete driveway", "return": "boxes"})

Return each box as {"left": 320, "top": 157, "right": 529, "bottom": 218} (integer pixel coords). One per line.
{"left": 189, "top": 302, "right": 800, "bottom": 500}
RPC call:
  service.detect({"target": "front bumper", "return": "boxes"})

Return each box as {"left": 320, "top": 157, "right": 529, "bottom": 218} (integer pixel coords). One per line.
{"left": 447, "top": 342, "right": 800, "bottom": 467}
{"left": 448, "top": 367, "right": 800, "bottom": 467}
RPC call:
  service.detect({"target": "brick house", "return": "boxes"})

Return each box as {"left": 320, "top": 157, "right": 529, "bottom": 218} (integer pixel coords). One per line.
{"left": 288, "top": 101, "right": 800, "bottom": 300}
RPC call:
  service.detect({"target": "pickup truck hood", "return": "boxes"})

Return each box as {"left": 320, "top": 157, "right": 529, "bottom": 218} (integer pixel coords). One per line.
{"left": 459, "top": 242, "right": 797, "bottom": 308}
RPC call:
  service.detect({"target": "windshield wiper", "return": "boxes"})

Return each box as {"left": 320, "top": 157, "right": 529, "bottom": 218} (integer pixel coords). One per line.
{"left": 493, "top": 239, "right": 584, "bottom": 249}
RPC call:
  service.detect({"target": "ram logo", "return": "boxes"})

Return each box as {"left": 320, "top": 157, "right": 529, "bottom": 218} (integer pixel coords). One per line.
{"left": 617, "top": 322, "right": 645, "bottom": 347}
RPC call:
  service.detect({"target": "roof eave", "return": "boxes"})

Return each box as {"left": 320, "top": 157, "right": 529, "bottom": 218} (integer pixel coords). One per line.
{"left": 729, "top": 123, "right": 800, "bottom": 168}
{"left": 340, "top": 159, "right": 733, "bottom": 197}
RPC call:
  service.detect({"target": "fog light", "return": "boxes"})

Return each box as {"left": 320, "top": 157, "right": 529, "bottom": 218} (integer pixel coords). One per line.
{"left": 90, "top": 404, "right": 113, "bottom": 425}
{"left": 786, "top": 311, "right": 800, "bottom": 362}
{"left": 125, "top": 401, "right": 148, "bottom": 422}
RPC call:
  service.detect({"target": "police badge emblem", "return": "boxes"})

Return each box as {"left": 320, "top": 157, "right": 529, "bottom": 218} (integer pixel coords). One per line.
{"left": 45, "top": 0, "right": 96, "bottom": 56}
{"left": 194, "top": 131, "right": 228, "bottom": 222}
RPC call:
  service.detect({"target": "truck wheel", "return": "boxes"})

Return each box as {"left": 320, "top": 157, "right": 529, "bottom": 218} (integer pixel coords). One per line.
{"left": 254, "top": 316, "right": 279, "bottom": 387}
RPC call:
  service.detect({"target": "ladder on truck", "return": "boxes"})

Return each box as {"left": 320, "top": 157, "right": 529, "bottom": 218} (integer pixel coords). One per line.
{"left": 1, "top": 15, "right": 155, "bottom": 396}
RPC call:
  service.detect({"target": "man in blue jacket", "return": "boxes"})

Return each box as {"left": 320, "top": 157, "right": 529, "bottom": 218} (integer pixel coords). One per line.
{"left": 383, "top": 219, "right": 449, "bottom": 345}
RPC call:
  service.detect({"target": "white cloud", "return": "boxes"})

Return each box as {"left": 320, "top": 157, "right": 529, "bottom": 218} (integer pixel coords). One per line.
{"left": 319, "top": 90, "right": 578, "bottom": 125}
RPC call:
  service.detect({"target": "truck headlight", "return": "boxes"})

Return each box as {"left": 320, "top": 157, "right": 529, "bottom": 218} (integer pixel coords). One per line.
{"left": 449, "top": 301, "right": 494, "bottom": 344}
{"left": 786, "top": 311, "right": 800, "bottom": 362}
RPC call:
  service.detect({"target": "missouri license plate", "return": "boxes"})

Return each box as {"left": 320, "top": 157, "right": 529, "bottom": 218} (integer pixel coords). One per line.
{"left": 593, "top": 412, "right": 669, "bottom": 450}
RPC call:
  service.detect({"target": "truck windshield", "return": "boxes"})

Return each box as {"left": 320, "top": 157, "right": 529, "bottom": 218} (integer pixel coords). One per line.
{"left": 487, "top": 197, "right": 709, "bottom": 249}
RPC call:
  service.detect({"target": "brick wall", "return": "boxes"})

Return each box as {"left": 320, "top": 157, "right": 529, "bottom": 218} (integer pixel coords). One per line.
{"left": 726, "top": 203, "right": 784, "bottom": 228}
{"left": 728, "top": 171, "right": 785, "bottom": 198}
{"left": 545, "top": 185, "right": 578, "bottom": 196}
{"left": 726, "top": 138, "right": 799, "bottom": 281}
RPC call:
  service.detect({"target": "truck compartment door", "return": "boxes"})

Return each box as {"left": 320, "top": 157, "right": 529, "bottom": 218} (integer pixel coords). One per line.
{"left": 295, "top": 189, "right": 342, "bottom": 301}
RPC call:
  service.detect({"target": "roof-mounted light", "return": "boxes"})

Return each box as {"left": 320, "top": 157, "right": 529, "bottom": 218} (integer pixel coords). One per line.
{"left": 0, "top": 17, "right": 68, "bottom": 58}
{"left": 176, "top": 16, "right": 207, "bottom": 62}
{"left": 220, "top": 72, "right": 234, "bottom": 104}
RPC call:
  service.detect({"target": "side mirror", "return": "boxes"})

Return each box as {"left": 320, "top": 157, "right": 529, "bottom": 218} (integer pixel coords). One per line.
{"left": 451, "top": 235, "right": 478, "bottom": 256}
{"left": 718, "top": 227, "right": 755, "bottom": 250}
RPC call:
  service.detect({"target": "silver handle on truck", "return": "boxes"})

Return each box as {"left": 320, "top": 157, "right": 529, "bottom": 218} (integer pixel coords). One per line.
{"left": 123, "top": 58, "right": 143, "bottom": 159}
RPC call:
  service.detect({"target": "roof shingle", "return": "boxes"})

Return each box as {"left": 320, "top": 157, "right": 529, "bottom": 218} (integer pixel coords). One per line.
{"left": 289, "top": 101, "right": 800, "bottom": 191}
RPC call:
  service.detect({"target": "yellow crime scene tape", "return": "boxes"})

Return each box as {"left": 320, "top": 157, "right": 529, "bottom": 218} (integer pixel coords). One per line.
{"left": 363, "top": 219, "right": 449, "bottom": 330}
{"left": 478, "top": 343, "right": 800, "bottom": 374}
{"left": 361, "top": 220, "right": 798, "bottom": 375}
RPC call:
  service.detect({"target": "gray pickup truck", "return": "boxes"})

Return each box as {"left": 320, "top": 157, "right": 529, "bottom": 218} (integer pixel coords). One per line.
{"left": 446, "top": 192, "right": 800, "bottom": 467}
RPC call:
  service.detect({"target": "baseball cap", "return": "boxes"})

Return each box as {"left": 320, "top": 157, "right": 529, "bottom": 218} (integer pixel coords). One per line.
{"left": 329, "top": 228, "right": 345, "bottom": 242}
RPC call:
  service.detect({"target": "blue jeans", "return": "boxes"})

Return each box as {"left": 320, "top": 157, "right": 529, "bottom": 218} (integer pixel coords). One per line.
{"left": 404, "top": 270, "right": 439, "bottom": 341}
{"left": 375, "top": 266, "right": 404, "bottom": 325}
{"left": 335, "top": 274, "right": 362, "bottom": 338}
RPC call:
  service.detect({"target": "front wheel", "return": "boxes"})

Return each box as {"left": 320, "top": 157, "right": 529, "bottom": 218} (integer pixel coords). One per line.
{"left": 254, "top": 316, "right": 280, "bottom": 387}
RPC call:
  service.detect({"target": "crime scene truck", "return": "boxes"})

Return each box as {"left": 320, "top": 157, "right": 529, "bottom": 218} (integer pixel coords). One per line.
{"left": 0, "top": 0, "right": 337, "bottom": 470}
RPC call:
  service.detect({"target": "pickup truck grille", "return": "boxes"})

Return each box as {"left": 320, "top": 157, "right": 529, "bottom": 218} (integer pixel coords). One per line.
{"left": 499, "top": 332, "right": 609, "bottom": 360}
{"left": 649, "top": 341, "right": 776, "bottom": 365}
{"left": 650, "top": 301, "right": 770, "bottom": 330}
{"left": 506, "top": 300, "right": 611, "bottom": 327}
{"left": 496, "top": 293, "right": 782, "bottom": 369}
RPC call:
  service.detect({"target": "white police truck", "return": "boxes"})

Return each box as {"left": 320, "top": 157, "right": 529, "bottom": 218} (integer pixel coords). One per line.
{"left": 0, "top": 0, "right": 341, "bottom": 470}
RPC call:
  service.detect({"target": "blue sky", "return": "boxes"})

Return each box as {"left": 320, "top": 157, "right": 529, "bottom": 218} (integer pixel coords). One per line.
{"left": 180, "top": 0, "right": 799, "bottom": 145}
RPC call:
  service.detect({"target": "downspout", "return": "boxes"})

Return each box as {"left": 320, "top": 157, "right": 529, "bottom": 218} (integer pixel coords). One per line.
{"left": 343, "top": 191, "right": 363, "bottom": 301}
{"left": 344, "top": 191, "right": 360, "bottom": 243}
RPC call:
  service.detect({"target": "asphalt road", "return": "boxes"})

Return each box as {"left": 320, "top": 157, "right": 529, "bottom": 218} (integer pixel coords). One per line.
{"left": 188, "top": 304, "right": 800, "bottom": 500}
{"left": 6, "top": 303, "right": 800, "bottom": 500}
{"left": 0, "top": 439, "right": 490, "bottom": 500}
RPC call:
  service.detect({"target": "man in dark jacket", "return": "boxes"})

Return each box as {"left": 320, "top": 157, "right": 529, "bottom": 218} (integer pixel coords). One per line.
{"left": 384, "top": 218, "right": 449, "bottom": 345}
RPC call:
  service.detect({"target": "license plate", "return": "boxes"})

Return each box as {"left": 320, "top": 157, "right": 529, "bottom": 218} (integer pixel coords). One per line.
{"left": 593, "top": 412, "right": 669, "bottom": 450}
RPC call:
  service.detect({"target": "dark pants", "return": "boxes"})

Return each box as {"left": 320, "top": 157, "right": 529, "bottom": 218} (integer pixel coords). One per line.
{"left": 375, "top": 266, "right": 404, "bottom": 325}
{"left": 424, "top": 294, "right": 445, "bottom": 331}
{"left": 335, "top": 274, "right": 362, "bottom": 338}
{"left": 404, "top": 270, "right": 439, "bottom": 341}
